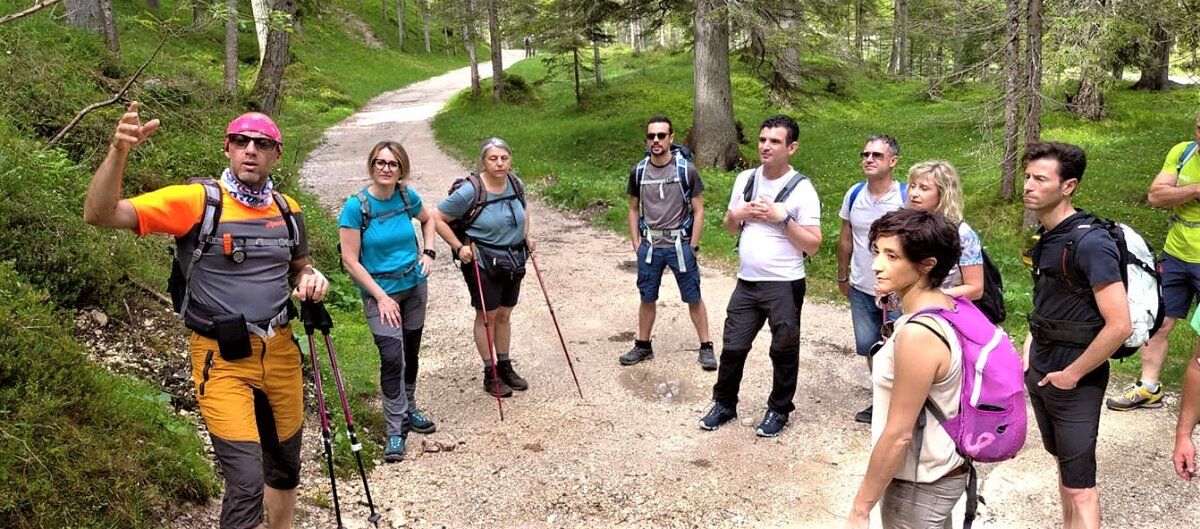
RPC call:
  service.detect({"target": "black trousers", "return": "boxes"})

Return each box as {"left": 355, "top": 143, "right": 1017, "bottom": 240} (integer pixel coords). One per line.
{"left": 712, "top": 278, "right": 806, "bottom": 414}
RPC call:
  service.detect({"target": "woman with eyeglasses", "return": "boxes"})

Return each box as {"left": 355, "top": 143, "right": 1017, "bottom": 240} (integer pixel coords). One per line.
{"left": 846, "top": 208, "right": 966, "bottom": 529}
{"left": 904, "top": 161, "right": 985, "bottom": 301}
{"left": 339, "top": 141, "right": 438, "bottom": 463}
{"left": 434, "top": 137, "right": 535, "bottom": 398}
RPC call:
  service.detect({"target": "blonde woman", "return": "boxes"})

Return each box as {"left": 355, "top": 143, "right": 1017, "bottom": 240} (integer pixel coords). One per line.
{"left": 906, "top": 161, "right": 984, "bottom": 300}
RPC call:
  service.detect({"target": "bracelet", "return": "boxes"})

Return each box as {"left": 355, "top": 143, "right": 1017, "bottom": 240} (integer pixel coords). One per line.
{"left": 837, "top": 275, "right": 849, "bottom": 283}
{"left": 422, "top": 248, "right": 437, "bottom": 260}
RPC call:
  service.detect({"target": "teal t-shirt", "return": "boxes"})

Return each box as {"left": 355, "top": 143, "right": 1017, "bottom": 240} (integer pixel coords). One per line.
{"left": 339, "top": 187, "right": 425, "bottom": 295}
{"left": 437, "top": 177, "right": 527, "bottom": 247}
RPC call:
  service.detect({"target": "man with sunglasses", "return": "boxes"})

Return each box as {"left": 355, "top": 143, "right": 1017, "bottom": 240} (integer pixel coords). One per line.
{"left": 84, "top": 103, "right": 328, "bottom": 529}
{"left": 1107, "top": 112, "right": 1200, "bottom": 412}
{"left": 621, "top": 115, "right": 713, "bottom": 369}
{"left": 836, "top": 134, "right": 905, "bottom": 424}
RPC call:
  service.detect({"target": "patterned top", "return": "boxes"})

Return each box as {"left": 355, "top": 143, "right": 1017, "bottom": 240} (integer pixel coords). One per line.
{"left": 942, "top": 221, "right": 983, "bottom": 289}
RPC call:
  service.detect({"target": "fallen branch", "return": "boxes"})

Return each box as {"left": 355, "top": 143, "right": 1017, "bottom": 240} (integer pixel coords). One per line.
{"left": 123, "top": 274, "right": 173, "bottom": 309}
{"left": 44, "top": 38, "right": 167, "bottom": 149}
{"left": 0, "top": 0, "right": 60, "bottom": 26}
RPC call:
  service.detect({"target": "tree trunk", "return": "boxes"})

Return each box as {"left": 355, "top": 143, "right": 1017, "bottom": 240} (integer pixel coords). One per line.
{"left": 487, "top": 0, "right": 502, "bottom": 102}
{"left": 855, "top": 0, "right": 864, "bottom": 60}
{"left": 463, "top": 0, "right": 481, "bottom": 98}
{"left": 593, "top": 36, "right": 601, "bottom": 84}
{"left": 897, "top": 0, "right": 909, "bottom": 77}
{"left": 224, "top": 0, "right": 238, "bottom": 96}
{"left": 1000, "top": 0, "right": 1022, "bottom": 199}
{"left": 572, "top": 47, "right": 581, "bottom": 104}
{"left": 64, "top": 0, "right": 100, "bottom": 31}
{"left": 193, "top": 0, "right": 207, "bottom": 26}
{"left": 887, "top": 0, "right": 900, "bottom": 74}
{"left": 98, "top": 0, "right": 118, "bottom": 52}
{"left": 1132, "top": 21, "right": 1171, "bottom": 90}
{"left": 420, "top": 0, "right": 431, "bottom": 53}
{"left": 1024, "top": 0, "right": 1043, "bottom": 147}
{"left": 632, "top": 20, "right": 641, "bottom": 53}
{"left": 691, "top": 0, "right": 741, "bottom": 170}
{"left": 397, "top": 0, "right": 405, "bottom": 50}
{"left": 251, "top": 0, "right": 270, "bottom": 64}
{"left": 250, "top": 0, "right": 297, "bottom": 115}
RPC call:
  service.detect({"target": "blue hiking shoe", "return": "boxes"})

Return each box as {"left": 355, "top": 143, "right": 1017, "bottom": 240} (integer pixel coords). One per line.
{"left": 384, "top": 434, "right": 406, "bottom": 462}
{"left": 755, "top": 410, "right": 789, "bottom": 437}
{"left": 408, "top": 410, "right": 437, "bottom": 434}
{"left": 698, "top": 402, "right": 737, "bottom": 431}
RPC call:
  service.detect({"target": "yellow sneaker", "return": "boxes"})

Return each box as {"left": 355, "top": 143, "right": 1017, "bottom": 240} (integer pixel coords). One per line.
{"left": 1105, "top": 382, "right": 1164, "bottom": 411}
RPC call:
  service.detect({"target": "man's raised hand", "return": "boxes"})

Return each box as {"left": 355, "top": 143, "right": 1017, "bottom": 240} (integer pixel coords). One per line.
{"left": 112, "top": 101, "right": 160, "bottom": 153}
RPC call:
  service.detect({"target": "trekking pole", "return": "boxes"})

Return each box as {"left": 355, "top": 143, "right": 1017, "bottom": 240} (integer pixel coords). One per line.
{"left": 528, "top": 252, "right": 584, "bottom": 399}
{"left": 303, "top": 301, "right": 382, "bottom": 529}
{"left": 300, "top": 302, "right": 344, "bottom": 529}
{"left": 472, "top": 256, "right": 506, "bottom": 421}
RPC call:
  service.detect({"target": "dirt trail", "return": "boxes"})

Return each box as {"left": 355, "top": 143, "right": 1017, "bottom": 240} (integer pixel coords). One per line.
{"left": 287, "top": 53, "right": 1199, "bottom": 528}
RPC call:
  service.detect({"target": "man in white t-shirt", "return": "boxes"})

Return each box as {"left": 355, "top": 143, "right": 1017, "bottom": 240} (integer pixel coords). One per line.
{"left": 698, "top": 115, "right": 823, "bottom": 438}
{"left": 836, "top": 134, "right": 905, "bottom": 424}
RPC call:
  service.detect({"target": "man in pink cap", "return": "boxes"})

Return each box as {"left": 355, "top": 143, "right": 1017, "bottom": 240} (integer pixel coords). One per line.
{"left": 85, "top": 102, "right": 328, "bottom": 529}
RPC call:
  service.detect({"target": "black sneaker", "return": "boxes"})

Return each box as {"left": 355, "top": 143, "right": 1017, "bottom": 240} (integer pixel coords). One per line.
{"left": 698, "top": 402, "right": 737, "bottom": 431}
{"left": 496, "top": 360, "right": 529, "bottom": 391}
{"left": 483, "top": 368, "right": 513, "bottom": 398}
{"left": 855, "top": 405, "right": 873, "bottom": 424}
{"left": 697, "top": 343, "right": 717, "bottom": 371}
{"left": 619, "top": 344, "right": 654, "bottom": 366}
{"left": 755, "top": 410, "right": 789, "bottom": 437}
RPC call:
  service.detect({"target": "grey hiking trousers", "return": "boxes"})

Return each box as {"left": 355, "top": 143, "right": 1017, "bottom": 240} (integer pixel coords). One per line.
{"left": 363, "top": 282, "right": 428, "bottom": 437}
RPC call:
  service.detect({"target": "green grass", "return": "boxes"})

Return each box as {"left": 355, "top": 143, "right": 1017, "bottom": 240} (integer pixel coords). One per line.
{"left": 434, "top": 47, "right": 1200, "bottom": 389}
{"left": 0, "top": 0, "right": 474, "bottom": 524}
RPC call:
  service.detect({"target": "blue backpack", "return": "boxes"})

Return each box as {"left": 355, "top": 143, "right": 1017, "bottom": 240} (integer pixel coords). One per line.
{"left": 847, "top": 180, "right": 908, "bottom": 208}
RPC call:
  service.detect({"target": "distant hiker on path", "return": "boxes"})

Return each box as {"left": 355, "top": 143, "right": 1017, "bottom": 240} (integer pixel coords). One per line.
{"left": 84, "top": 103, "right": 329, "bottom": 529}
{"left": 524, "top": 35, "right": 534, "bottom": 58}
{"left": 620, "top": 115, "right": 713, "bottom": 370}
{"left": 1107, "top": 111, "right": 1200, "bottom": 411}
{"left": 1023, "top": 141, "right": 1131, "bottom": 529}
{"left": 339, "top": 141, "right": 439, "bottom": 463}
{"left": 698, "top": 115, "right": 822, "bottom": 438}
{"left": 434, "top": 137, "right": 535, "bottom": 398}
{"left": 837, "top": 134, "right": 906, "bottom": 425}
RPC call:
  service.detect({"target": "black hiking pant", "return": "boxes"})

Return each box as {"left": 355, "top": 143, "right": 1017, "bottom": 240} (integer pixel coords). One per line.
{"left": 712, "top": 278, "right": 806, "bottom": 415}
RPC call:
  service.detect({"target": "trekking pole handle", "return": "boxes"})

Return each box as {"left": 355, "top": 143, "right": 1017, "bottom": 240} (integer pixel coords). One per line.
{"left": 300, "top": 300, "right": 334, "bottom": 334}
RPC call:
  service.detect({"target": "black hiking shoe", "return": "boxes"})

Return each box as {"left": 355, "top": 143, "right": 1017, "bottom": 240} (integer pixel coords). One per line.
{"left": 755, "top": 410, "right": 789, "bottom": 437}
{"left": 619, "top": 344, "right": 654, "bottom": 366}
{"left": 497, "top": 360, "right": 528, "bottom": 391}
{"left": 855, "top": 405, "right": 873, "bottom": 424}
{"left": 698, "top": 402, "right": 737, "bottom": 431}
{"left": 483, "top": 368, "right": 513, "bottom": 398}
{"left": 697, "top": 343, "right": 717, "bottom": 371}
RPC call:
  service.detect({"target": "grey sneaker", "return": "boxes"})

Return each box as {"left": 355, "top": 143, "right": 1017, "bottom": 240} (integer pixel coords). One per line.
{"left": 619, "top": 344, "right": 654, "bottom": 366}
{"left": 697, "top": 343, "right": 717, "bottom": 371}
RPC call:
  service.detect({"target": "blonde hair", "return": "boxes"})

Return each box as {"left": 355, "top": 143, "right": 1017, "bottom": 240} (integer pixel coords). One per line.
{"left": 907, "top": 160, "right": 964, "bottom": 224}
{"left": 367, "top": 141, "right": 411, "bottom": 180}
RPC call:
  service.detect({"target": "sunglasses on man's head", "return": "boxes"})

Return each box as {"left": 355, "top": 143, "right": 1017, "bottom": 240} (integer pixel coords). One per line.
{"left": 860, "top": 151, "right": 887, "bottom": 160}
{"left": 373, "top": 159, "right": 401, "bottom": 170}
{"left": 646, "top": 132, "right": 670, "bottom": 141}
{"left": 227, "top": 133, "right": 279, "bottom": 151}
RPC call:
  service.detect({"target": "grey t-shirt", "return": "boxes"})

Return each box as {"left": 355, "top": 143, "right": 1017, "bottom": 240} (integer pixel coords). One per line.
{"left": 627, "top": 158, "right": 704, "bottom": 247}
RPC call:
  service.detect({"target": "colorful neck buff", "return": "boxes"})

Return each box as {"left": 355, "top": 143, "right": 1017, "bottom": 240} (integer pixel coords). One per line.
{"left": 220, "top": 168, "right": 275, "bottom": 209}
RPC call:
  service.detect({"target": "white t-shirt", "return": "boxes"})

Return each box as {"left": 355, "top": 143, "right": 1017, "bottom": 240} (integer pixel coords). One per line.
{"left": 838, "top": 180, "right": 906, "bottom": 295}
{"left": 728, "top": 166, "right": 821, "bottom": 281}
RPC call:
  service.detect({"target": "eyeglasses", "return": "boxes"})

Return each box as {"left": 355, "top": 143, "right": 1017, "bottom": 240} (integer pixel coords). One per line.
{"left": 646, "top": 132, "right": 670, "bottom": 141}
{"left": 227, "top": 134, "right": 279, "bottom": 151}
{"left": 860, "top": 151, "right": 888, "bottom": 160}
{"left": 373, "top": 159, "right": 401, "bottom": 170}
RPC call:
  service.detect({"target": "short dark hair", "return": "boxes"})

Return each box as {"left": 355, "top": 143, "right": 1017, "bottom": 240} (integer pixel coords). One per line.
{"left": 866, "top": 134, "right": 900, "bottom": 156}
{"left": 1021, "top": 141, "right": 1087, "bottom": 184}
{"left": 760, "top": 114, "right": 799, "bottom": 144}
{"left": 648, "top": 115, "right": 673, "bottom": 134}
{"left": 868, "top": 208, "right": 961, "bottom": 289}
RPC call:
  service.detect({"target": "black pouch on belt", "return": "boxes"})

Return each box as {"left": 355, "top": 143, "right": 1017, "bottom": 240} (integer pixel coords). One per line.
{"left": 214, "top": 313, "right": 252, "bottom": 361}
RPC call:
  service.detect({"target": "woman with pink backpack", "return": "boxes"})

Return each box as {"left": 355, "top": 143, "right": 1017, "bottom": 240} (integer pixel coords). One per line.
{"left": 845, "top": 208, "right": 1025, "bottom": 529}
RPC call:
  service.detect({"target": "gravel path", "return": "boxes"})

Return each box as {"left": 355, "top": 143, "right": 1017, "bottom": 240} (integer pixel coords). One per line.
{"left": 284, "top": 53, "right": 1199, "bottom": 528}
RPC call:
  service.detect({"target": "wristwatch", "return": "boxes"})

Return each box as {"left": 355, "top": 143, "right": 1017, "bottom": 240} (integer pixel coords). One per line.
{"left": 422, "top": 248, "right": 437, "bottom": 260}
{"left": 779, "top": 213, "right": 796, "bottom": 229}
{"left": 691, "top": 245, "right": 701, "bottom": 254}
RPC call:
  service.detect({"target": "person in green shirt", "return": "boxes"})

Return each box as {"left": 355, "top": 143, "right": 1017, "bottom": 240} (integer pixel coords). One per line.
{"left": 1107, "top": 112, "right": 1200, "bottom": 411}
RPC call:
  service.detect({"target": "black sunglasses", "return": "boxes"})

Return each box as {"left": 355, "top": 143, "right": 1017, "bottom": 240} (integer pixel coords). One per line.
{"left": 646, "top": 132, "right": 670, "bottom": 141}
{"left": 860, "top": 151, "right": 887, "bottom": 160}
{"left": 227, "top": 133, "right": 279, "bottom": 151}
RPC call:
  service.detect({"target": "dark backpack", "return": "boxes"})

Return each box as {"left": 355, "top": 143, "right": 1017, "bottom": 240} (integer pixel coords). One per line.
{"left": 642, "top": 142, "right": 693, "bottom": 161}
{"left": 634, "top": 150, "right": 695, "bottom": 234}
{"left": 447, "top": 171, "right": 527, "bottom": 246}
{"left": 975, "top": 248, "right": 1007, "bottom": 324}
{"left": 1027, "top": 213, "right": 1165, "bottom": 360}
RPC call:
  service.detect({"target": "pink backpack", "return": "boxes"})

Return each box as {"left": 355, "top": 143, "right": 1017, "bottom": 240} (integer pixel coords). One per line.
{"left": 912, "top": 296, "right": 1027, "bottom": 463}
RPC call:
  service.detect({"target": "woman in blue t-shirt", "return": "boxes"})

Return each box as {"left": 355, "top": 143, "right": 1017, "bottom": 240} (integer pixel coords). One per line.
{"left": 339, "top": 141, "right": 438, "bottom": 462}
{"left": 434, "top": 137, "right": 536, "bottom": 399}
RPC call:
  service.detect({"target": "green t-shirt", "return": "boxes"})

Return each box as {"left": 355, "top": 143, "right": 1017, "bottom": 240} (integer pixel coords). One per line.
{"left": 1163, "top": 141, "right": 1200, "bottom": 262}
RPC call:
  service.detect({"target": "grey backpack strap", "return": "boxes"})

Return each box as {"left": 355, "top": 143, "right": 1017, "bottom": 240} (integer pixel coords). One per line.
{"left": 178, "top": 181, "right": 223, "bottom": 318}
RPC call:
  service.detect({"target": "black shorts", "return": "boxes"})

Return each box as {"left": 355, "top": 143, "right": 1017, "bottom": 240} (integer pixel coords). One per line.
{"left": 1024, "top": 362, "right": 1109, "bottom": 489}
{"left": 461, "top": 262, "right": 524, "bottom": 310}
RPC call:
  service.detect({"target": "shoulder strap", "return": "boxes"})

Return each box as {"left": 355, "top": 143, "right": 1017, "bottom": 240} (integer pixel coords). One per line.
{"left": 907, "top": 317, "right": 952, "bottom": 350}
{"left": 178, "top": 180, "right": 224, "bottom": 318}
{"left": 900, "top": 181, "right": 908, "bottom": 202}
{"left": 356, "top": 188, "right": 372, "bottom": 232}
{"left": 506, "top": 172, "right": 527, "bottom": 207}
{"left": 741, "top": 167, "right": 761, "bottom": 203}
{"left": 675, "top": 152, "right": 692, "bottom": 197}
{"left": 773, "top": 171, "right": 809, "bottom": 203}
{"left": 398, "top": 183, "right": 415, "bottom": 214}
{"left": 462, "top": 173, "right": 489, "bottom": 226}
{"left": 848, "top": 181, "right": 867, "bottom": 208}
{"left": 1178, "top": 141, "right": 1197, "bottom": 174}
{"left": 270, "top": 191, "right": 299, "bottom": 246}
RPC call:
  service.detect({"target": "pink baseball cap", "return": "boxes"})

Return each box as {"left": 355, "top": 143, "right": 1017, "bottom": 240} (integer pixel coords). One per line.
{"left": 225, "top": 112, "right": 283, "bottom": 149}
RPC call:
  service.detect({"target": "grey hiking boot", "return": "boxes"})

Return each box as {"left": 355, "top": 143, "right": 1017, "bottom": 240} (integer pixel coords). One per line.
{"left": 697, "top": 342, "right": 717, "bottom": 371}
{"left": 619, "top": 343, "right": 654, "bottom": 366}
